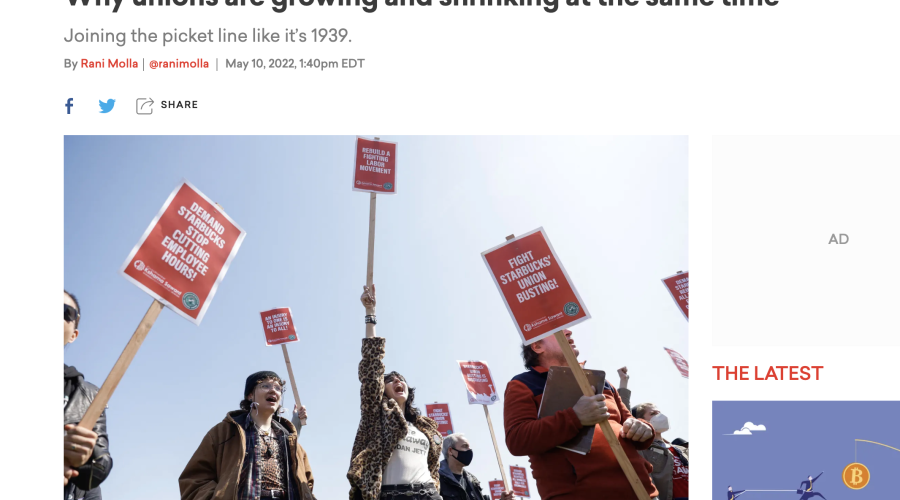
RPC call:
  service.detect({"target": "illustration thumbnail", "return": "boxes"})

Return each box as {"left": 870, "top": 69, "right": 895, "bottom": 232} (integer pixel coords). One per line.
{"left": 714, "top": 402, "right": 900, "bottom": 498}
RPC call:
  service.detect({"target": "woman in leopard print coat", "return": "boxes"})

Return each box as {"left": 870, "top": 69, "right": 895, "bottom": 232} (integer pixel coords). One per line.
{"left": 347, "top": 285, "right": 442, "bottom": 500}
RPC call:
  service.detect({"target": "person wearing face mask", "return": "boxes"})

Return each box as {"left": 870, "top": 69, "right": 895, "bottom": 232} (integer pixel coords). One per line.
{"left": 438, "top": 434, "right": 514, "bottom": 500}
{"left": 64, "top": 289, "right": 114, "bottom": 500}
{"left": 179, "top": 371, "right": 316, "bottom": 500}
{"left": 631, "top": 403, "right": 689, "bottom": 500}
{"left": 348, "top": 284, "right": 443, "bottom": 500}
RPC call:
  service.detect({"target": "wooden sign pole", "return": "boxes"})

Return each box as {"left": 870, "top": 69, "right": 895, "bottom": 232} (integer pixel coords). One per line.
{"left": 281, "top": 344, "right": 307, "bottom": 426}
{"left": 553, "top": 329, "right": 651, "bottom": 500}
{"left": 483, "top": 404, "right": 510, "bottom": 492}
{"left": 78, "top": 299, "right": 164, "bottom": 429}
{"left": 501, "top": 234, "right": 648, "bottom": 500}
{"left": 364, "top": 138, "right": 379, "bottom": 339}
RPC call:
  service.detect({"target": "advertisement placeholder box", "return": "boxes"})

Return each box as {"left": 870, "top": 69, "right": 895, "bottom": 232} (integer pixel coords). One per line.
{"left": 482, "top": 228, "right": 590, "bottom": 345}
{"left": 661, "top": 271, "right": 689, "bottom": 321}
{"left": 425, "top": 403, "right": 454, "bottom": 436}
{"left": 120, "top": 179, "right": 246, "bottom": 325}
{"left": 457, "top": 360, "right": 499, "bottom": 405}
{"left": 260, "top": 307, "right": 299, "bottom": 346}
{"left": 353, "top": 136, "right": 397, "bottom": 194}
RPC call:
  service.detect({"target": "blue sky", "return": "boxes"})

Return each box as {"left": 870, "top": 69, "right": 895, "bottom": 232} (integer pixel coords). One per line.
{"left": 714, "top": 401, "right": 900, "bottom": 499}
{"left": 64, "top": 135, "right": 687, "bottom": 499}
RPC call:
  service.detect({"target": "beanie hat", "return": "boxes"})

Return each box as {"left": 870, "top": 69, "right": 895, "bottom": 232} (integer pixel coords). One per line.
{"left": 244, "top": 370, "right": 282, "bottom": 398}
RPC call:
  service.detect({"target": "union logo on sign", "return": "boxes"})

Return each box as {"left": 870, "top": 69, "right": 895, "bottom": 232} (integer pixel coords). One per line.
{"left": 134, "top": 260, "right": 145, "bottom": 271}
{"left": 564, "top": 302, "right": 579, "bottom": 316}
{"left": 523, "top": 323, "right": 532, "bottom": 332}
{"left": 182, "top": 292, "right": 200, "bottom": 310}
{"left": 383, "top": 182, "right": 393, "bottom": 190}
{"left": 288, "top": 335, "right": 296, "bottom": 340}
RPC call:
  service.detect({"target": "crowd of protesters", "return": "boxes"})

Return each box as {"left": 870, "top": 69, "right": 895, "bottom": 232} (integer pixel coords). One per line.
{"left": 64, "top": 285, "right": 686, "bottom": 500}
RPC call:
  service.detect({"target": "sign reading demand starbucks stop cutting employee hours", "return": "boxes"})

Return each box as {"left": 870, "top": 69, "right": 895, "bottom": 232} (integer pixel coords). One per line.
{"left": 481, "top": 228, "right": 590, "bottom": 345}
{"left": 120, "top": 179, "right": 247, "bottom": 325}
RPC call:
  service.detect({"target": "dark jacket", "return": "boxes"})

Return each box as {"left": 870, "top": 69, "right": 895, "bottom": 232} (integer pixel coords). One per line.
{"left": 64, "top": 365, "right": 113, "bottom": 500}
{"left": 503, "top": 366, "right": 657, "bottom": 500}
{"left": 347, "top": 337, "right": 443, "bottom": 500}
{"left": 179, "top": 410, "right": 315, "bottom": 500}
{"left": 438, "top": 460, "right": 488, "bottom": 500}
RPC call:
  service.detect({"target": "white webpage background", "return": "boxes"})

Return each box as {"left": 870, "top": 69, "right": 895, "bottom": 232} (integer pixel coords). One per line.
{"left": 3, "top": 0, "right": 900, "bottom": 499}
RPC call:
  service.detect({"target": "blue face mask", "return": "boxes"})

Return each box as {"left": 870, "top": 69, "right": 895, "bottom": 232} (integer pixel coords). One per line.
{"left": 452, "top": 447, "right": 474, "bottom": 466}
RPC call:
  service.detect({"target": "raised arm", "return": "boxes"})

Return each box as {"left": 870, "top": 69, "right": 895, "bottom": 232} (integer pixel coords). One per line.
{"left": 359, "top": 337, "right": 387, "bottom": 419}
{"left": 362, "top": 284, "right": 377, "bottom": 338}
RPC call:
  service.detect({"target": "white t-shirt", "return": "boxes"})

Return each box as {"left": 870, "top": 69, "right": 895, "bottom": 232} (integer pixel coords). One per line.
{"left": 382, "top": 422, "right": 432, "bottom": 485}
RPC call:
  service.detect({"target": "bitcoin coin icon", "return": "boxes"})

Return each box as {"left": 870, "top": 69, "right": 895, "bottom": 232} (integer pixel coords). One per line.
{"left": 842, "top": 462, "right": 870, "bottom": 490}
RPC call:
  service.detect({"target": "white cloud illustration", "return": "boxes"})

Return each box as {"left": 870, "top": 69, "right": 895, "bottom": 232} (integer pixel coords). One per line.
{"left": 724, "top": 421, "right": 766, "bottom": 435}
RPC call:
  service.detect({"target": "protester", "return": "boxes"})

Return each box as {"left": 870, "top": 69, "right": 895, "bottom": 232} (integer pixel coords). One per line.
{"left": 179, "top": 371, "right": 315, "bottom": 500}
{"left": 348, "top": 284, "right": 443, "bottom": 500}
{"left": 632, "top": 403, "right": 689, "bottom": 500}
{"left": 670, "top": 438, "right": 688, "bottom": 449}
{"left": 64, "top": 290, "right": 113, "bottom": 500}
{"left": 504, "top": 329, "right": 657, "bottom": 499}
{"left": 438, "top": 433, "right": 514, "bottom": 500}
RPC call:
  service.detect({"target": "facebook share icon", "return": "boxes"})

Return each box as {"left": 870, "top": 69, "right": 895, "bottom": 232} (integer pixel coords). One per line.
{"left": 66, "top": 98, "right": 74, "bottom": 114}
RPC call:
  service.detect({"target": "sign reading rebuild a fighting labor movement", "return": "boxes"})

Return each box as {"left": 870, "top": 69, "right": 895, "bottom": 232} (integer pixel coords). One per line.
{"left": 661, "top": 271, "right": 689, "bottom": 320}
{"left": 353, "top": 136, "right": 397, "bottom": 194}
{"left": 120, "top": 179, "right": 247, "bottom": 325}
{"left": 425, "top": 403, "right": 454, "bottom": 437}
{"left": 482, "top": 228, "right": 590, "bottom": 345}
{"left": 457, "top": 360, "right": 499, "bottom": 405}
{"left": 489, "top": 481, "right": 505, "bottom": 500}
{"left": 260, "top": 308, "right": 299, "bottom": 346}
{"left": 510, "top": 466, "right": 530, "bottom": 497}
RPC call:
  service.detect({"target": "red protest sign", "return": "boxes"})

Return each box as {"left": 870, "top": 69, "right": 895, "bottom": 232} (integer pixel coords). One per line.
{"left": 353, "top": 137, "right": 397, "bottom": 194}
{"left": 510, "top": 466, "right": 530, "bottom": 497}
{"left": 425, "top": 403, "right": 454, "bottom": 436}
{"left": 260, "top": 308, "right": 299, "bottom": 346}
{"left": 489, "top": 481, "right": 506, "bottom": 500}
{"left": 664, "top": 348, "right": 689, "bottom": 379}
{"left": 482, "top": 228, "right": 590, "bottom": 345}
{"left": 120, "top": 180, "right": 246, "bottom": 325}
{"left": 661, "top": 271, "right": 689, "bottom": 321}
{"left": 457, "top": 360, "right": 498, "bottom": 405}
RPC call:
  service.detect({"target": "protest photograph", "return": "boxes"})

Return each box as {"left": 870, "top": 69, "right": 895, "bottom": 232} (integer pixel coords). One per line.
{"left": 63, "top": 135, "right": 687, "bottom": 500}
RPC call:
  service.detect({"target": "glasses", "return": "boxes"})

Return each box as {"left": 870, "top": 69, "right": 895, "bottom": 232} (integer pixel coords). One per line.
{"left": 64, "top": 304, "right": 80, "bottom": 323}
{"left": 258, "top": 383, "right": 284, "bottom": 393}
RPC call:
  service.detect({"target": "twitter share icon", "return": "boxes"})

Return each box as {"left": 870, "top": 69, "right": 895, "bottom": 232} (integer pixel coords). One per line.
{"left": 99, "top": 99, "right": 116, "bottom": 113}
